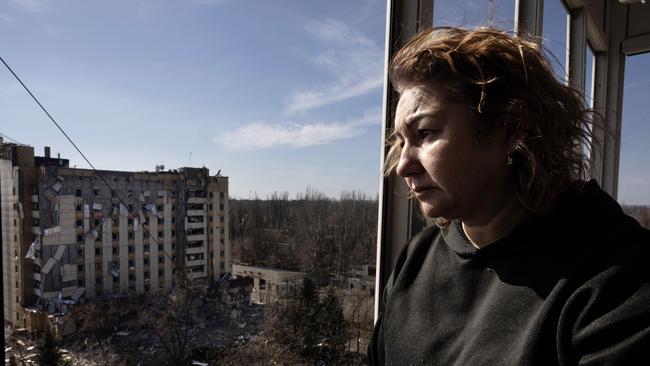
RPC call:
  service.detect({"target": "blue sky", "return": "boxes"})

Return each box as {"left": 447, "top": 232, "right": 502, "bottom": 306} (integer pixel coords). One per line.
{"left": 0, "top": 0, "right": 386, "bottom": 199}
{"left": 620, "top": 53, "right": 650, "bottom": 205}
{"left": 1, "top": 0, "right": 647, "bottom": 203}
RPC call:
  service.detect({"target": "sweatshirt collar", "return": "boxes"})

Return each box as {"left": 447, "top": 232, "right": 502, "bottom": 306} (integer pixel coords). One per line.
{"left": 441, "top": 220, "right": 479, "bottom": 257}
{"left": 439, "top": 180, "right": 617, "bottom": 258}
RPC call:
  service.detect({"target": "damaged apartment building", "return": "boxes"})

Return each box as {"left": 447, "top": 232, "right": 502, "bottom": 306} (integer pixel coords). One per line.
{"left": 1, "top": 138, "right": 231, "bottom": 332}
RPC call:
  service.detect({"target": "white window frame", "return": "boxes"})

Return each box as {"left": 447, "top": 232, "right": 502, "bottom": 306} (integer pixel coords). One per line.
{"left": 375, "top": 0, "right": 649, "bottom": 321}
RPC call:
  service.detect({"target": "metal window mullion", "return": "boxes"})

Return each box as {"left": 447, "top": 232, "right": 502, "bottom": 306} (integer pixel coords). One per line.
{"left": 515, "top": 0, "right": 544, "bottom": 37}
{"left": 568, "top": 7, "right": 587, "bottom": 93}
{"left": 375, "top": 0, "right": 433, "bottom": 323}
{"left": 585, "top": 10, "right": 608, "bottom": 53}
{"left": 575, "top": 0, "right": 608, "bottom": 187}
{"left": 600, "top": 0, "right": 628, "bottom": 198}
{"left": 622, "top": 33, "right": 650, "bottom": 56}
{"left": 589, "top": 51, "right": 608, "bottom": 184}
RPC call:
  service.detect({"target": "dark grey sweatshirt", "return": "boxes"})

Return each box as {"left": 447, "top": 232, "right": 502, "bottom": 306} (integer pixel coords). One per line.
{"left": 369, "top": 180, "right": 650, "bottom": 365}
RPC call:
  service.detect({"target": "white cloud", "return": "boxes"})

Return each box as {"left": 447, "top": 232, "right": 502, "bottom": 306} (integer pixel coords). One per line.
{"left": 285, "top": 19, "right": 384, "bottom": 114}
{"left": 215, "top": 109, "right": 380, "bottom": 151}
{"left": 0, "top": 13, "right": 14, "bottom": 23}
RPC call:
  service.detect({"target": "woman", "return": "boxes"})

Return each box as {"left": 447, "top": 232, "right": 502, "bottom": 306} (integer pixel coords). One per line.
{"left": 370, "top": 27, "right": 650, "bottom": 365}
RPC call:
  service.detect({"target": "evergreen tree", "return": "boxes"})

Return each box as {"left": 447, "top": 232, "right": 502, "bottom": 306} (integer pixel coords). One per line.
{"left": 301, "top": 277, "right": 318, "bottom": 307}
{"left": 315, "top": 288, "right": 349, "bottom": 363}
{"left": 37, "top": 327, "right": 64, "bottom": 366}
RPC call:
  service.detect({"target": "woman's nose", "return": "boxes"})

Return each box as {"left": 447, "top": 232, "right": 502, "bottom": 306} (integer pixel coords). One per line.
{"left": 395, "top": 144, "right": 422, "bottom": 177}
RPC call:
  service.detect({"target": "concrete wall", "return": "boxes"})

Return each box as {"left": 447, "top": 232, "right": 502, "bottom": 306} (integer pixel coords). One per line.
{"left": 119, "top": 204, "right": 128, "bottom": 291}
{"left": 163, "top": 200, "right": 173, "bottom": 289}
{"left": 83, "top": 203, "right": 95, "bottom": 297}
{"left": 211, "top": 191, "right": 221, "bottom": 281}
{"left": 224, "top": 191, "right": 231, "bottom": 274}
{"left": 135, "top": 211, "right": 144, "bottom": 294}
{"left": 101, "top": 218, "right": 112, "bottom": 294}
{"left": 1, "top": 160, "right": 19, "bottom": 324}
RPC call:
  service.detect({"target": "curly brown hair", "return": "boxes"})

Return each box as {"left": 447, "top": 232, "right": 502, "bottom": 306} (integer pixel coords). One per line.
{"left": 385, "top": 27, "right": 595, "bottom": 214}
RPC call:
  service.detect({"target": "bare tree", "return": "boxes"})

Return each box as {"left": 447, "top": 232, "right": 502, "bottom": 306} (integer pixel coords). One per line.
{"left": 230, "top": 188, "right": 378, "bottom": 286}
{"left": 142, "top": 270, "right": 229, "bottom": 365}
{"left": 344, "top": 288, "right": 375, "bottom": 354}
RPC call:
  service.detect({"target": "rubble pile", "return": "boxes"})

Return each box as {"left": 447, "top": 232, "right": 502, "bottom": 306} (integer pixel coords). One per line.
{"left": 6, "top": 283, "right": 264, "bottom": 365}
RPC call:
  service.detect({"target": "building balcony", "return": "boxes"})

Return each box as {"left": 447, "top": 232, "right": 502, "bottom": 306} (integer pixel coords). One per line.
{"left": 186, "top": 246, "right": 205, "bottom": 255}
{"left": 186, "top": 259, "right": 207, "bottom": 267}
{"left": 186, "top": 234, "right": 206, "bottom": 242}
{"left": 186, "top": 209, "right": 206, "bottom": 216}
{"left": 186, "top": 222, "right": 204, "bottom": 229}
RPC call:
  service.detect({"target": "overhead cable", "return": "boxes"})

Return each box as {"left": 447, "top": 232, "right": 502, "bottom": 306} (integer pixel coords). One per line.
{"left": 0, "top": 56, "right": 175, "bottom": 265}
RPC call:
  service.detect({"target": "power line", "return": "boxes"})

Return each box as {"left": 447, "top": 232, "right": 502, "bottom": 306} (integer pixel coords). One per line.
{"left": 0, "top": 132, "right": 26, "bottom": 145}
{"left": 1, "top": 57, "right": 99, "bottom": 174}
{"left": 0, "top": 56, "right": 175, "bottom": 265}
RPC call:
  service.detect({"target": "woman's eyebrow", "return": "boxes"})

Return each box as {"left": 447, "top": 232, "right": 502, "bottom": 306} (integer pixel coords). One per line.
{"left": 404, "top": 111, "right": 438, "bottom": 127}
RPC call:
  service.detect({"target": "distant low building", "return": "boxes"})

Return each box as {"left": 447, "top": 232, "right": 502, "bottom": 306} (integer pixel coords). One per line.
{"left": 231, "top": 264, "right": 306, "bottom": 304}
{"left": 1, "top": 139, "right": 231, "bottom": 333}
{"left": 347, "top": 264, "right": 375, "bottom": 293}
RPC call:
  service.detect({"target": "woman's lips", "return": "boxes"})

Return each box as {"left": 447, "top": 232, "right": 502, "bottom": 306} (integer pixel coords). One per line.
{"left": 412, "top": 186, "right": 437, "bottom": 197}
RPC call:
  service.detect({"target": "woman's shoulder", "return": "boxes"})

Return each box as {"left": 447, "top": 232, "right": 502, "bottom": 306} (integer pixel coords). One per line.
{"left": 406, "top": 224, "right": 441, "bottom": 255}
{"left": 383, "top": 224, "right": 442, "bottom": 291}
{"left": 547, "top": 180, "right": 650, "bottom": 286}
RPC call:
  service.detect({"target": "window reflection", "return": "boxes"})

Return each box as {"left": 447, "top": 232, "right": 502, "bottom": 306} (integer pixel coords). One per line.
{"left": 433, "top": 0, "right": 516, "bottom": 30}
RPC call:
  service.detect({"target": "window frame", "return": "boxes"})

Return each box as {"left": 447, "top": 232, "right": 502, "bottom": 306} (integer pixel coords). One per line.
{"left": 375, "top": 0, "right": 643, "bottom": 322}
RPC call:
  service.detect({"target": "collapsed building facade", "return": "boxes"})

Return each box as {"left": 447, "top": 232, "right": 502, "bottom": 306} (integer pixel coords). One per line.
{"left": 1, "top": 139, "right": 231, "bottom": 332}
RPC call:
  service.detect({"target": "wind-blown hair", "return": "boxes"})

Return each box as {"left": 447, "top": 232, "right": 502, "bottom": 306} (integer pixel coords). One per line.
{"left": 385, "top": 27, "right": 595, "bottom": 214}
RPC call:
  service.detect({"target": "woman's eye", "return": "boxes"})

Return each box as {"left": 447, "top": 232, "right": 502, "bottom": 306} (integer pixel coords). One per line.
{"left": 418, "top": 129, "right": 438, "bottom": 140}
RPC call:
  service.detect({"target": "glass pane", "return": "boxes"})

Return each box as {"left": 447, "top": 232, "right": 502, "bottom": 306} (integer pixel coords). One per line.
{"left": 585, "top": 44, "right": 596, "bottom": 109}
{"left": 0, "top": 1, "right": 384, "bottom": 363}
{"left": 542, "top": 0, "right": 569, "bottom": 84}
{"left": 584, "top": 44, "right": 596, "bottom": 164}
{"left": 619, "top": 52, "right": 650, "bottom": 229}
{"left": 433, "top": 0, "right": 516, "bottom": 31}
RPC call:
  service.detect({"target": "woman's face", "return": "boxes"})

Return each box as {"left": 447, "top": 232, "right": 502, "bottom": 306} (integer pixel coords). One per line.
{"left": 394, "top": 83, "right": 514, "bottom": 223}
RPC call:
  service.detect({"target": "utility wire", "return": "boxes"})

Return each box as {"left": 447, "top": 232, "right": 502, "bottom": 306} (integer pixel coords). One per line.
{"left": 0, "top": 132, "right": 26, "bottom": 145}
{"left": 1, "top": 57, "right": 99, "bottom": 174}
{"left": 0, "top": 56, "right": 176, "bottom": 265}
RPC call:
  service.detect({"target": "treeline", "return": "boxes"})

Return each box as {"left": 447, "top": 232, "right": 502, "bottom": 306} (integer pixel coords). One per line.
{"left": 622, "top": 205, "right": 650, "bottom": 229}
{"left": 230, "top": 188, "right": 378, "bottom": 285}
